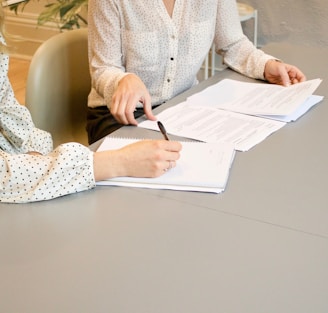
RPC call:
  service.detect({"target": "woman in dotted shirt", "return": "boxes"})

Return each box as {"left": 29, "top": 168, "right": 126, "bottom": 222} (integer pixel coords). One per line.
{"left": 86, "top": 0, "right": 306, "bottom": 144}
{"left": 0, "top": 7, "right": 181, "bottom": 203}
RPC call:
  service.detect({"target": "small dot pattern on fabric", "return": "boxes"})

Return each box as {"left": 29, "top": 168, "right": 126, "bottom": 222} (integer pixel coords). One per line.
{"left": 1, "top": 35, "right": 95, "bottom": 203}
{"left": 87, "top": 0, "right": 274, "bottom": 109}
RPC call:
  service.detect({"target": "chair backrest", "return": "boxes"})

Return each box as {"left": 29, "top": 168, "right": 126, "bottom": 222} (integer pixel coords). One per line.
{"left": 26, "top": 28, "right": 90, "bottom": 147}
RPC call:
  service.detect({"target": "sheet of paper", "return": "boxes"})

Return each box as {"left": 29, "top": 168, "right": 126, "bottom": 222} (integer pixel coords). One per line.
{"left": 96, "top": 137, "right": 235, "bottom": 193}
{"left": 186, "top": 78, "right": 322, "bottom": 116}
{"left": 258, "top": 95, "right": 324, "bottom": 122}
{"left": 139, "top": 102, "right": 285, "bottom": 151}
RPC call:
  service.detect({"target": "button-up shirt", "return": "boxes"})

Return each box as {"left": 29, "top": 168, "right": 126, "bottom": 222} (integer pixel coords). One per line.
{"left": 87, "top": 0, "right": 274, "bottom": 108}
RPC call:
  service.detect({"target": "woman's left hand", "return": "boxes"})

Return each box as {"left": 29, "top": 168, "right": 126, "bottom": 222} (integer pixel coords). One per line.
{"left": 264, "top": 60, "right": 306, "bottom": 86}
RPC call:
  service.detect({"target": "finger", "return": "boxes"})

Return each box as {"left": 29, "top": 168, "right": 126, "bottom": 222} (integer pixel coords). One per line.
{"left": 110, "top": 98, "right": 126, "bottom": 124}
{"left": 162, "top": 151, "right": 181, "bottom": 165}
{"left": 169, "top": 160, "right": 176, "bottom": 169}
{"left": 291, "top": 78, "right": 299, "bottom": 84}
{"left": 298, "top": 75, "right": 306, "bottom": 83}
{"left": 163, "top": 160, "right": 176, "bottom": 172}
{"left": 113, "top": 96, "right": 138, "bottom": 125}
{"left": 142, "top": 93, "right": 157, "bottom": 121}
{"left": 285, "top": 64, "right": 306, "bottom": 84}
{"left": 125, "top": 95, "right": 145, "bottom": 125}
{"left": 295, "top": 70, "right": 306, "bottom": 83}
{"left": 299, "top": 73, "right": 306, "bottom": 82}
{"left": 156, "top": 141, "right": 182, "bottom": 157}
{"left": 278, "top": 64, "right": 292, "bottom": 87}
{"left": 125, "top": 108, "right": 138, "bottom": 126}
{"left": 111, "top": 101, "right": 129, "bottom": 125}
{"left": 110, "top": 95, "right": 119, "bottom": 116}
{"left": 111, "top": 88, "right": 133, "bottom": 124}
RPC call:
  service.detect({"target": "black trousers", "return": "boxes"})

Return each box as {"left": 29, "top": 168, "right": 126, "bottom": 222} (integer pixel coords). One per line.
{"left": 86, "top": 106, "right": 146, "bottom": 145}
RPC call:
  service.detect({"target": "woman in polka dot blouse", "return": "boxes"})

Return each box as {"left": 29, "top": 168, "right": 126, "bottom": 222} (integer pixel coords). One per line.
{"left": 86, "top": 0, "right": 306, "bottom": 144}
{"left": 0, "top": 7, "right": 181, "bottom": 203}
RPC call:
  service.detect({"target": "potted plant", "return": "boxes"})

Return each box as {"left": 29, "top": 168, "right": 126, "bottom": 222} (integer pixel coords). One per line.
{"left": 10, "top": 0, "right": 88, "bottom": 30}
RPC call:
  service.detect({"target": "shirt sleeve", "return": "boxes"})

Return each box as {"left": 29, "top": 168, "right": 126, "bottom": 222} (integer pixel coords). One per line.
{"left": 0, "top": 49, "right": 53, "bottom": 155}
{"left": 214, "top": 0, "right": 275, "bottom": 80}
{"left": 88, "top": 0, "right": 129, "bottom": 108}
{"left": 0, "top": 143, "right": 96, "bottom": 203}
{"left": 0, "top": 100, "right": 54, "bottom": 155}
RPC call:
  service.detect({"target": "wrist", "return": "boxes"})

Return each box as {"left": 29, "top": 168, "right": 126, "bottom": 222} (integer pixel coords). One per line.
{"left": 264, "top": 59, "right": 281, "bottom": 80}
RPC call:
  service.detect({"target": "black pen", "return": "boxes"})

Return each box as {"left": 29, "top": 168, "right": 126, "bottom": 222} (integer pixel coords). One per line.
{"left": 157, "top": 121, "right": 170, "bottom": 141}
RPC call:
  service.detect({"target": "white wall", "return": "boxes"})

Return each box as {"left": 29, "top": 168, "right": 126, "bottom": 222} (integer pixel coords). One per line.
{"left": 241, "top": 0, "right": 328, "bottom": 48}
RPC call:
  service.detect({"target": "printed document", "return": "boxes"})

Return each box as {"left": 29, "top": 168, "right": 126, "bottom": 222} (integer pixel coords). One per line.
{"left": 186, "top": 78, "right": 322, "bottom": 117}
{"left": 139, "top": 102, "right": 285, "bottom": 151}
{"left": 139, "top": 78, "right": 323, "bottom": 151}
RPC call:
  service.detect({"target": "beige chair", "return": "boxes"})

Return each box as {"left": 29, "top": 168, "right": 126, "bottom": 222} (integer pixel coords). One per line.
{"left": 25, "top": 28, "right": 90, "bottom": 147}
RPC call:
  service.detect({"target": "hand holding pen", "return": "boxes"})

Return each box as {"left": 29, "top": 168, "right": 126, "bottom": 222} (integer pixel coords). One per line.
{"left": 157, "top": 121, "right": 181, "bottom": 171}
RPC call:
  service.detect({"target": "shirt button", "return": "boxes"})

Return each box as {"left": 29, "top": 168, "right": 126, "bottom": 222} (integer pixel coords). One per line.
{"left": 167, "top": 79, "right": 171, "bottom": 83}
{"left": 170, "top": 57, "right": 174, "bottom": 61}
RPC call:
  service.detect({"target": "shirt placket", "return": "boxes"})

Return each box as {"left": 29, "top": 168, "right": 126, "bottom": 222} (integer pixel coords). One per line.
{"left": 161, "top": 25, "right": 178, "bottom": 101}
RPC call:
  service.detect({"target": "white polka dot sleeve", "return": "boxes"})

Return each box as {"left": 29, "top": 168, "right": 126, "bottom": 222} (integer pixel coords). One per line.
{"left": 1, "top": 50, "right": 54, "bottom": 155}
{"left": 0, "top": 143, "right": 96, "bottom": 203}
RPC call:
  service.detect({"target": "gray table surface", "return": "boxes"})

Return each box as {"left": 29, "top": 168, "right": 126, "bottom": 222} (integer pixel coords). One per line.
{"left": 1, "top": 43, "right": 327, "bottom": 313}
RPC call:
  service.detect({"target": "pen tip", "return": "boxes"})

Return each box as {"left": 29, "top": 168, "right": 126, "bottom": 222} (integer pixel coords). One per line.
{"left": 157, "top": 121, "right": 164, "bottom": 129}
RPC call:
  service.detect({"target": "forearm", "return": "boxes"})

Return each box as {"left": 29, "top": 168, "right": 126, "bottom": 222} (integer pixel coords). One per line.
{"left": 0, "top": 143, "right": 95, "bottom": 203}
{"left": 214, "top": 0, "right": 274, "bottom": 80}
{"left": 220, "top": 36, "right": 274, "bottom": 80}
{"left": 93, "top": 150, "right": 123, "bottom": 181}
{"left": 88, "top": 0, "right": 127, "bottom": 107}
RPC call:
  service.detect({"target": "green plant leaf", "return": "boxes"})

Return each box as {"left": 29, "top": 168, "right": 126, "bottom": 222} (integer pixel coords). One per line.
{"left": 12, "top": 0, "right": 88, "bottom": 30}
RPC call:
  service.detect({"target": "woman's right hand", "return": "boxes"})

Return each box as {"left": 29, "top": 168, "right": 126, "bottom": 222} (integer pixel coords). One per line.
{"left": 110, "top": 74, "right": 156, "bottom": 126}
{"left": 93, "top": 140, "right": 182, "bottom": 181}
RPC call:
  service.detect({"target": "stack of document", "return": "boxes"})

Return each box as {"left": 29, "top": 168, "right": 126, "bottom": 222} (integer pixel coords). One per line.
{"left": 139, "top": 79, "right": 323, "bottom": 151}
{"left": 96, "top": 137, "right": 235, "bottom": 194}
{"left": 186, "top": 78, "right": 322, "bottom": 122}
